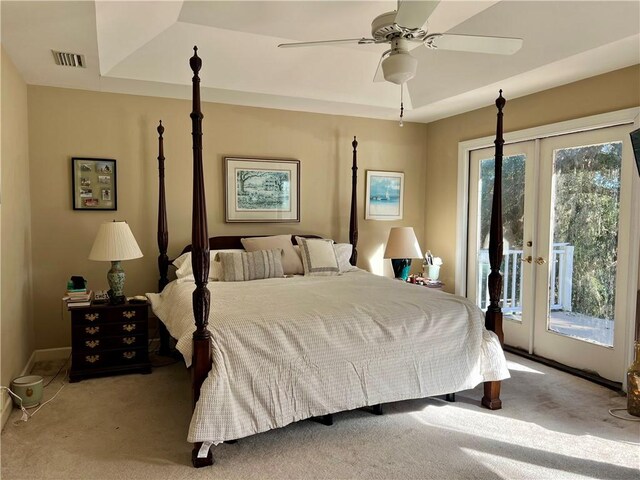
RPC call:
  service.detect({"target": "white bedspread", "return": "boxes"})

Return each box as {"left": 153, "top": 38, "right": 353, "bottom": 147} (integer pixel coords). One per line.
{"left": 147, "top": 270, "right": 509, "bottom": 444}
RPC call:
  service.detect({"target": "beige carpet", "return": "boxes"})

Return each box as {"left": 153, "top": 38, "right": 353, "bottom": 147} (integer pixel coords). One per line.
{"left": 1, "top": 353, "right": 638, "bottom": 480}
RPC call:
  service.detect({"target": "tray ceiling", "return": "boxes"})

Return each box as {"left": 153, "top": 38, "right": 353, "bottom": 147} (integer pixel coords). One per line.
{"left": 2, "top": 1, "right": 638, "bottom": 123}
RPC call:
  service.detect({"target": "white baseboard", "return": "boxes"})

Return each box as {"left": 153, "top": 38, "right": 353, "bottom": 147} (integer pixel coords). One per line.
{"left": 1, "top": 347, "right": 71, "bottom": 430}
{"left": 34, "top": 347, "right": 71, "bottom": 363}
{"left": 1, "top": 397, "right": 11, "bottom": 430}
{"left": 1, "top": 349, "right": 36, "bottom": 430}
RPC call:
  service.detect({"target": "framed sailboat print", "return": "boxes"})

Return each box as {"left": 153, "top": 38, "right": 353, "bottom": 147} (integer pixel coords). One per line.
{"left": 365, "top": 170, "right": 404, "bottom": 221}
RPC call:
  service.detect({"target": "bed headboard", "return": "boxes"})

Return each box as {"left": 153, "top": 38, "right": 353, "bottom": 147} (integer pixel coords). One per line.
{"left": 180, "top": 234, "right": 322, "bottom": 254}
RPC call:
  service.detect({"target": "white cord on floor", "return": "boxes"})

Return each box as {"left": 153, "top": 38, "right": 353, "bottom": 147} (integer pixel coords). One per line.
{"left": 608, "top": 407, "right": 640, "bottom": 421}
{"left": 0, "top": 386, "right": 31, "bottom": 421}
{"left": 1, "top": 381, "right": 66, "bottom": 425}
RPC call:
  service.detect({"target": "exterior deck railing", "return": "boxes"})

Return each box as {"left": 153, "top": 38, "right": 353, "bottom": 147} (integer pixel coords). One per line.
{"left": 477, "top": 243, "right": 574, "bottom": 313}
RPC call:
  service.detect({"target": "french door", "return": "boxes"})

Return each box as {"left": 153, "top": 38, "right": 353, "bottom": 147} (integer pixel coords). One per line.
{"left": 467, "top": 124, "right": 636, "bottom": 382}
{"left": 468, "top": 141, "right": 537, "bottom": 351}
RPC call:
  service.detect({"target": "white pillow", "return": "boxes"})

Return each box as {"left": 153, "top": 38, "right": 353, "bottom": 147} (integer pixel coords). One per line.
{"left": 295, "top": 236, "right": 340, "bottom": 276}
{"left": 333, "top": 243, "right": 357, "bottom": 272}
{"left": 172, "top": 252, "right": 189, "bottom": 270}
{"left": 173, "top": 249, "right": 243, "bottom": 282}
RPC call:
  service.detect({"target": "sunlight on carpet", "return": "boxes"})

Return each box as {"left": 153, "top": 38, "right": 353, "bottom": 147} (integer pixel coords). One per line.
{"left": 1, "top": 353, "right": 637, "bottom": 480}
{"left": 506, "top": 359, "right": 545, "bottom": 374}
{"left": 461, "top": 448, "right": 595, "bottom": 480}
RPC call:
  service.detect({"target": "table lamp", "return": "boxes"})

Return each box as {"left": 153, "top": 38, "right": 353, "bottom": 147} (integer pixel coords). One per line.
{"left": 383, "top": 227, "right": 423, "bottom": 280}
{"left": 89, "top": 221, "right": 143, "bottom": 304}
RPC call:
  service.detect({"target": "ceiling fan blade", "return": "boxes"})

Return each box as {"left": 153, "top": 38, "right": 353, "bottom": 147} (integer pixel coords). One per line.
{"left": 373, "top": 50, "right": 392, "bottom": 82}
{"left": 425, "top": 34, "right": 523, "bottom": 55}
{"left": 278, "top": 38, "right": 375, "bottom": 48}
{"left": 395, "top": 0, "right": 440, "bottom": 30}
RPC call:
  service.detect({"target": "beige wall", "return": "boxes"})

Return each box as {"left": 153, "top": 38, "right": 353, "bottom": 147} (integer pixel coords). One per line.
{"left": 1, "top": 47, "right": 34, "bottom": 420}
{"left": 27, "top": 86, "right": 427, "bottom": 349}
{"left": 21, "top": 63, "right": 640, "bottom": 350}
{"left": 424, "top": 65, "right": 640, "bottom": 291}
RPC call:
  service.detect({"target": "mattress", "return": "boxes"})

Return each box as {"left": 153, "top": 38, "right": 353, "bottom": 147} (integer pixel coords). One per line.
{"left": 147, "top": 269, "right": 510, "bottom": 444}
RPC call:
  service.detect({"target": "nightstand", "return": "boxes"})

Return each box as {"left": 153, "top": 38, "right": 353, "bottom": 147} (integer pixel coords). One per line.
{"left": 69, "top": 301, "right": 151, "bottom": 382}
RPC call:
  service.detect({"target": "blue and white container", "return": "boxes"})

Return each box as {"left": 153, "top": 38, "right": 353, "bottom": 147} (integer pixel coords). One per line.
{"left": 10, "top": 375, "right": 43, "bottom": 408}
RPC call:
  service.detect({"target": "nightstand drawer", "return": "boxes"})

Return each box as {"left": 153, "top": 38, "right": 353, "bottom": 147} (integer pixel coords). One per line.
{"left": 73, "top": 334, "right": 146, "bottom": 352}
{"left": 71, "top": 305, "right": 147, "bottom": 325}
{"left": 71, "top": 309, "right": 105, "bottom": 325}
{"left": 108, "top": 307, "right": 145, "bottom": 323}
{"left": 72, "top": 320, "right": 147, "bottom": 338}
{"left": 72, "top": 347, "right": 148, "bottom": 370}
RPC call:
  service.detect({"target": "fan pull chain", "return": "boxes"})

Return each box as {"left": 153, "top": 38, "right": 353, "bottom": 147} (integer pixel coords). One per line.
{"left": 399, "top": 85, "right": 404, "bottom": 127}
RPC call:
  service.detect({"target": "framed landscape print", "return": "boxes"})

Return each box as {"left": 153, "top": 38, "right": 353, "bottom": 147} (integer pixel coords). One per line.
{"left": 365, "top": 170, "right": 404, "bottom": 221}
{"left": 71, "top": 158, "right": 117, "bottom": 210}
{"left": 224, "top": 157, "right": 300, "bottom": 222}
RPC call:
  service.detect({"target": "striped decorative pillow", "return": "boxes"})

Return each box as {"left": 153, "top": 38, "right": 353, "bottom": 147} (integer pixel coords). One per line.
{"left": 216, "top": 249, "right": 284, "bottom": 282}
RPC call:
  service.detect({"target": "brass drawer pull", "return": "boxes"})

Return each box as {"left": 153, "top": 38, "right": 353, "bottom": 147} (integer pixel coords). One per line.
{"left": 122, "top": 324, "right": 136, "bottom": 332}
{"left": 122, "top": 311, "right": 136, "bottom": 319}
{"left": 85, "top": 340, "right": 100, "bottom": 349}
{"left": 84, "top": 313, "right": 99, "bottom": 322}
{"left": 85, "top": 355, "right": 100, "bottom": 364}
{"left": 122, "top": 337, "right": 136, "bottom": 345}
{"left": 122, "top": 351, "right": 136, "bottom": 360}
{"left": 85, "top": 326, "right": 100, "bottom": 335}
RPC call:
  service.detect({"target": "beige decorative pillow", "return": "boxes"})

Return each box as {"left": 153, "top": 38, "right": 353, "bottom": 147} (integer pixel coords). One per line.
{"left": 295, "top": 236, "right": 340, "bottom": 276}
{"left": 173, "top": 249, "right": 243, "bottom": 283}
{"left": 333, "top": 243, "right": 357, "bottom": 272}
{"left": 241, "top": 235, "right": 303, "bottom": 275}
{"left": 217, "top": 249, "right": 284, "bottom": 282}
{"left": 294, "top": 243, "right": 356, "bottom": 273}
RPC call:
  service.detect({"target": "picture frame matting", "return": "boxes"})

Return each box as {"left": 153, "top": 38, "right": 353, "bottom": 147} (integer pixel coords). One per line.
{"left": 71, "top": 157, "right": 117, "bottom": 211}
{"left": 224, "top": 157, "right": 300, "bottom": 223}
{"left": 365, "top": 170, "right": 404, "bottom": 221}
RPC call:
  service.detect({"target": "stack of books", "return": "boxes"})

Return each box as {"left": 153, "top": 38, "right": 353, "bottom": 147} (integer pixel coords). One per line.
{"left": 64, "top": 287, "right": 92, "bottom": 308}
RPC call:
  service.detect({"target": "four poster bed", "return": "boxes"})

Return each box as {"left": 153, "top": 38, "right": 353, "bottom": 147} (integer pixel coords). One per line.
{"left": 148, "top": 47, "right": 510, "bottom": 468}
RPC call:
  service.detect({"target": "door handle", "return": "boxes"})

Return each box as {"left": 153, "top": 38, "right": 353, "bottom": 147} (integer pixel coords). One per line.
{"left": 520, "top": 256, "right": 532, "bottom": 264}
{"left": 536, "top": 257, "right": 547, "bottom": 265}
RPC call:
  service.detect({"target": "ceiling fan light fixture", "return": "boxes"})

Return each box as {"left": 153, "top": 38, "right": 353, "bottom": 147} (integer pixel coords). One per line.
{"left": 381, "top": 52, "right": 417, "bottom": 85}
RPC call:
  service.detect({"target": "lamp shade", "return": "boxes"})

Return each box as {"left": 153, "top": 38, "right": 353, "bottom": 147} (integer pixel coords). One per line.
{"left": 89, "top": 221, "right": 143, "bottom": 261}
{"left": 383, "top": 227, "right": 422, "bottom": 259}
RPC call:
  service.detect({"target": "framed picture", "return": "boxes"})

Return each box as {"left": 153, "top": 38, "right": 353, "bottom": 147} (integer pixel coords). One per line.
{"left": 365, "top": 170, "right": 404, "bottom": 221}
{"left": 71, "top": 158, "right": 117, "bottom": 210}
{"left": 224, "top": 157, "right": 300, "bottom": 222}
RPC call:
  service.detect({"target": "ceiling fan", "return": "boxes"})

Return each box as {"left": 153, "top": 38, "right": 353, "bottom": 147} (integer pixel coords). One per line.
{"left": 278, "top": 0, "right": 523, "bottom": 124}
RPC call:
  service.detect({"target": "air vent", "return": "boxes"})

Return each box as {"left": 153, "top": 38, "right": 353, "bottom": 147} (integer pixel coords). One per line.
{"left": 51, "top": 50, "right": 86, "bottom": 68}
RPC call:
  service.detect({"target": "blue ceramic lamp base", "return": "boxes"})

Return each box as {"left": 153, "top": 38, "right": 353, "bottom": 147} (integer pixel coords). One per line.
{"left": 391, "top": 258, "right": 412, "bottom": 281}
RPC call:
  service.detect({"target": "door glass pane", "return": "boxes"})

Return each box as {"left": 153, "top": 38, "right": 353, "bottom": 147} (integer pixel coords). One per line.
{"left": 476, "top": 154, "right": 526, "bottom": 320}
{"left": 548, "top": 142, "right": 622, "bottom": 347}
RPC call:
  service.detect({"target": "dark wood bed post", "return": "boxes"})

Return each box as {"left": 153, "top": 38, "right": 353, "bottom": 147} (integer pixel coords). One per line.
{"left": 156, "top": 120, "right": 173, "bottom": 356}
{"left": 189, "top": 46, "right": 214, "bottom": 468}
{"left": 349, "top": 136, "right": 359, "bottom": 266}
{"left": 482, "top": 90, "right": 506, "bottom": 411}
{"left": 157, "top": 120, "right": 169, "bottom": 290}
